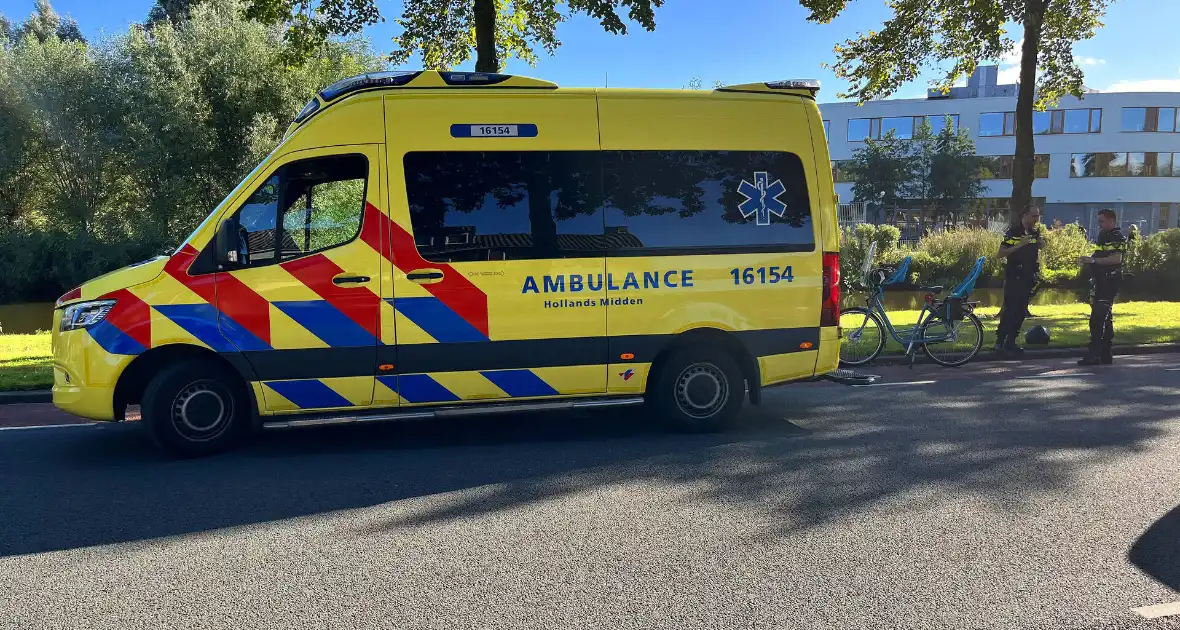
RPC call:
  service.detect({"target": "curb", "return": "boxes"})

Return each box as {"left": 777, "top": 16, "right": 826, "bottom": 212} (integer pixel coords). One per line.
{"left": 0, "top": 390, "right": 52, "bottom": 405}
{"left": 870, "top": 343, "right": 1180, "bottom": 366}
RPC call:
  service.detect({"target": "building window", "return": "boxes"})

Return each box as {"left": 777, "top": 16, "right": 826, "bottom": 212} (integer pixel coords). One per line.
{"left": 1070, "top": 152, "right": 1180, "bottom": 177}
{"left": 823, "top": 120, "right": 830, "bottom": 137}
{"left": 977, "top": 154, "right": 1051, "bottom": 180}
{"left": 918, "top": 114, "right": 960, "bottom": 133}
{"left": 832, "top": 161, "right": 857, "bottom": 183}
{"left": 846, "top": 114, "right": 959, "bottom": 141}
{"left": 981, "top": 109, "right": 1100, "bottom": 136}
{"left": 847, "top": 118, "right": 871, "bottom": 142}
{"left": 1160, "top": 204, "right": 1172, "bottom": 230}
{"left": 1121, "top": 107, "right": 1178, "bottom": 132}
{"left": 979, "top": 112, "right": 1016, "bottom": 137}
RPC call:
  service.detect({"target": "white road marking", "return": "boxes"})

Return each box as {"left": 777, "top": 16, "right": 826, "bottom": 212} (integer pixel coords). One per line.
{"left": 0, "top": 423, "right": 97, "bottom": 431}
{"left": 1015, "top": 373, "right": 1095, "bottom": 380}
{"left": 1131, "top": 601, "right": 1180, "bottom": 619}
{"left": 1165, "top": 368, "right": 1180, "bottom": 372}
{"left": 852, "top": 380, "right": 936, "bottom": 388}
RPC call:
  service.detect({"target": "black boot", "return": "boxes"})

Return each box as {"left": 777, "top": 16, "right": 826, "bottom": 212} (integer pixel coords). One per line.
{"left": 1003, "top": 338, "right": 1025, "bottom": 359}
{"left": 994, "top": 334, "right": 1008, "bottom": 358}
{"left": 1078, "top": 354, "right": 1102, "bottom": 366}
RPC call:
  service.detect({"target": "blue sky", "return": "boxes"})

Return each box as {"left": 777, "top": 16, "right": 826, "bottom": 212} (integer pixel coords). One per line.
{"left": 3, "top": 0, "right": 1178, "bottom": 100}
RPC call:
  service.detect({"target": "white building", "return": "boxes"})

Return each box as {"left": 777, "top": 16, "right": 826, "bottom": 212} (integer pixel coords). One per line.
{"left": 819, "top": 65, "right": 1180, "bottom": 235}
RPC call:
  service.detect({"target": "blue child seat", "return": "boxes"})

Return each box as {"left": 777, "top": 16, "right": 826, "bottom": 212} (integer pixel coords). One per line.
{"left": 883, "top": 256, "right": 911, "bottom": 286}
{"left": 951, "top": 256, "right": 986, "bottom": 298}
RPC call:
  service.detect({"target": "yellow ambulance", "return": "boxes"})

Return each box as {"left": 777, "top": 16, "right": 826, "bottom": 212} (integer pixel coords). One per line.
{"left": 51, "top": 70, "right": 841, "bottom": 455}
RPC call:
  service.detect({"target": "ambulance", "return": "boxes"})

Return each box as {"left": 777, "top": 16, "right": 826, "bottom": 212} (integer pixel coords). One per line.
{"left": 51, "top": 70, "right": 841, "bottom": 455}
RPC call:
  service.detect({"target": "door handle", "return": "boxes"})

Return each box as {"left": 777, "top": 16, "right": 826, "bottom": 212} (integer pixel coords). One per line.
{"left": 332, "top": 274, "right": 371, "bottom": 285}
{"left": 406, "top": 269, "right": 445, "bottom": 282}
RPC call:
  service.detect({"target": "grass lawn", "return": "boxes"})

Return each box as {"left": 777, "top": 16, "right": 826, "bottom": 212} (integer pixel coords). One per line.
{"left": 845, "top": 301, "right": 1180, "bottom": 354}
{"left": 0, "top": 333, "right": 52, "bottom": 391}
{"left": 1, "top": 301, "right": 1178, "bottom": 392}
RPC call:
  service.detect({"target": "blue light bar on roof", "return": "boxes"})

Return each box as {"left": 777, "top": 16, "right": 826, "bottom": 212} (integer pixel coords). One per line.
{"left": 440, "top": 72, "right": 512, "bottom": 86}
{"left": 319, "top": 71, "right": 422, "bottom": 102}
{"left": 766, "top": 79, "right": 821, "bottom": 92}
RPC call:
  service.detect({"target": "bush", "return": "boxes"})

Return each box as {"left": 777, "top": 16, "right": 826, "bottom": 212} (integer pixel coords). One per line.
{"left": 911, "top": 228, "right": 1003, "bottom": 286}
{"left": 1038, "top": 223, "right": 1091, "bottom": 286}
{"left": 0, "top": 229, "right": 160, "bottom": 303}
{"left": 840, "top": 223, "right": 900, "bottom": 287}
{"left": 1126, "top": 228, "right": 1180, "bottom": 296}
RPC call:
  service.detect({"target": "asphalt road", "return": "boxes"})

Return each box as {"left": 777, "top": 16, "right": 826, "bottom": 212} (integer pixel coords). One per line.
{"left": 2, "top": 355, "right": 1179, "bottom": 629}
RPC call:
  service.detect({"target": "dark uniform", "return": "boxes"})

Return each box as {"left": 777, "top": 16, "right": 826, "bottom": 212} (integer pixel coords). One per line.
{"left": 997, "top": 225, "right": 1040, "bottom": 349}
{"left": 1086, "top": 226, "right": 1127, "bottom": 360}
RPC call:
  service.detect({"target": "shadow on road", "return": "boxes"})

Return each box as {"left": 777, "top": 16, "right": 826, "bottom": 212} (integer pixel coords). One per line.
{"left": 1130, "top": 503, "right": 1180, "bottom": 591}
{"left": 1, "top": 364, "right": 1176, "bottom": 559}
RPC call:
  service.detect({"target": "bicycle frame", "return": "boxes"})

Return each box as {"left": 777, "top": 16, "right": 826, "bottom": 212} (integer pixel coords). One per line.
{"left": 855, "top": 287, "right": 956, "bottom": 356}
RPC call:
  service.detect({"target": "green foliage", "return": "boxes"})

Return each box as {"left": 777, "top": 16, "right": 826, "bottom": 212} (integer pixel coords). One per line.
{"left": 846, "top": 131, "right": 909, "bottom": 212}
{"left": 1037, "top": 222, "right": 1090, "bottom": 284}
{"left": 839, "top": 223, "right": 900, "bottom": 288}
{"left": 0, "top": 0, "right": 384, "bottom": 302}
{"left": 242, "top": 0, "right": 664, "bottom": 72}
{"left": 909, "top": 228, "right": 1003, "bottom": 286}
{"left": 904, "top": 120, "right": 984, "bottom": 222}
{"left": 1127, "top": 228, "right": 1180, "bottom": 295}
{"left": 798, "top": 0, "right": 1113, "bottom": 226}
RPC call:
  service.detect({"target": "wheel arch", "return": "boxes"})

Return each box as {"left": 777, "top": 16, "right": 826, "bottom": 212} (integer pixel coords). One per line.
{"left": 647, "top": 327, "right": 762, "bottom": 405}
{"left": 113, "top": 344, "right": 257, "bottom": 420}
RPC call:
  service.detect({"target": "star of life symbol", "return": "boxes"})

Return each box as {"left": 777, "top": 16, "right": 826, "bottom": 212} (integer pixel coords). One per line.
{"left": 737, "top": 172, "right": 787, "bottom": 226}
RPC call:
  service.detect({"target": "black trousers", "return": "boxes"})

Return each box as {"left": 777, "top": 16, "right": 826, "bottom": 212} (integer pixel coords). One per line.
{"left": 1089, "top": 278, "right": 1119, "bottom": 357}
{"left": 998, "top": 274, "right": 1033, "bottom": 342}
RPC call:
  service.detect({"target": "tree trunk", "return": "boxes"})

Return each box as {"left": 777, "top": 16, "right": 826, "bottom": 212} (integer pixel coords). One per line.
{"left": 1010, "top": 1, "right": 1046, "bottom": 228}
{"left": 473, "top": 0, "right": 499, "bottom": 73}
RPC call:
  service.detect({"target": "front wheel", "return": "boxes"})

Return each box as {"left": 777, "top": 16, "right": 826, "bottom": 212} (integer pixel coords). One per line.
{"left": 839, "top": 307, "right": 885, "bottom": 366}
{"left": 140, "top": 360, "right": 248, "bottom": 457}
{"left": 920, "top": 311, "right": 984, "bottom": 367}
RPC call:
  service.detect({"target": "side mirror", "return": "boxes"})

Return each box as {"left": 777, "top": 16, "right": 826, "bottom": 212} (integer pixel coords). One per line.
{"left": 215, "top": 219, "right": 239, "bottom": 267}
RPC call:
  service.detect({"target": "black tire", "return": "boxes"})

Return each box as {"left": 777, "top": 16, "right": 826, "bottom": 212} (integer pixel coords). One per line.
{"left": 839, "top": 307, "right": 886, "bottom": 366}
{"left": 649, "top": 347, "right": 744, "bottom": 432}
{"left": 140, "top": 360, "right": 247, "bottom": 457}
{"left": 920, "top": 311, "right": 984, "bottom": 367}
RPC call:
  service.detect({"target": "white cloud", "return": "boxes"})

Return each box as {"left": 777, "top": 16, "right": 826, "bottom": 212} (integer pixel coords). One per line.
{"left": 1076, "top": 56, "right": 1106, "bottom": 66}
{"left": 997, "top": 65, "right": 1022, "bottom": 84}
{"left": 1104, "top": 78, "right": 1180, "bottom": 92}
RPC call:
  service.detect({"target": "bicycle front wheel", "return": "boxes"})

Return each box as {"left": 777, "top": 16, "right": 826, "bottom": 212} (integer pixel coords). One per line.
{"left": 919, "top": 311, "right": 984, "bottom": 367}
{"left": 840, "top": 307, "right": 885, "bottom": 366}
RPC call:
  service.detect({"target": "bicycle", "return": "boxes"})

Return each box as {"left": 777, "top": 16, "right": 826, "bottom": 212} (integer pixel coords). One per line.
{"left": 840, "top": 242, "right": 986, "bottom": 368}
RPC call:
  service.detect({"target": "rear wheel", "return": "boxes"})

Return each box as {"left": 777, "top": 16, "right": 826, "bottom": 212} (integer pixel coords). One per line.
{"left": 141, "top": 360, "right": 247, "bottom": 457}
{"left": 839, "top": 307, "right": 885, "bottom": 366}
{"left": 920, "top": 311, "right": 984, "bottom": 367}
{"left": 649, "top": 347, "right": 744, "bottom": 432}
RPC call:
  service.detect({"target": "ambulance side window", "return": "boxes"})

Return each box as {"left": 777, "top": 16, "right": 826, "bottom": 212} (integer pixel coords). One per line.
{"left": 602, "top": 150, "right": 814, "bottom": 255}
{"left": 228, "top": 154, "right": 367, "bottom": 267}
{"left": 403, "top": 151, "right": 603, "bottom": 262}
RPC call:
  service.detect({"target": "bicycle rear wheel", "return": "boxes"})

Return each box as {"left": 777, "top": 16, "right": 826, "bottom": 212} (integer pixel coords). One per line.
{"left": 840, "top": 307, "right": 885, "bottom": 366}
{"left": 919, "top": 311, "right": 983, "bottom": 367}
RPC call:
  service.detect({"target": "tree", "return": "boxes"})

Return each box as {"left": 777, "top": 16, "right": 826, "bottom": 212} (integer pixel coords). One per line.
{"left": 242, "top": 0, "right": 665, "bottom": 72}
{"left": 13, "top": 0, "right": 86, "bottom": 44}
{"left": 845, "top": 130, "right": 910, "bottom": 224}
{"left": 146, "top": 0, "right": 206, "bottom": 27}
{"left": 903, "top": 119, "right": 984, "bottom": 227}
{"left": 799, "top": 0, "right": 1112, "bottom": 227}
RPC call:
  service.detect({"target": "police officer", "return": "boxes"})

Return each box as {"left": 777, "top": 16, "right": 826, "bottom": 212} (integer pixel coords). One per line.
{"left": 995, "top": 204, "right": 1042, "bottom": 358}
{"left": 1077, "top": 208, "right": 1127, "bottom": 365}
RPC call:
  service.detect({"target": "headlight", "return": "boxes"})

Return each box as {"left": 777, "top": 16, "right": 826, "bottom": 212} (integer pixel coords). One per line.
{"left": 60, "top": 300, "right": 116, "bottom": 332}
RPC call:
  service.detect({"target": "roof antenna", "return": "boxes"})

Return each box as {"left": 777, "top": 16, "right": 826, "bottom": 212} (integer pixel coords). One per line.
{"left": 605, "top": 72, "right": 609, "bottom": 88}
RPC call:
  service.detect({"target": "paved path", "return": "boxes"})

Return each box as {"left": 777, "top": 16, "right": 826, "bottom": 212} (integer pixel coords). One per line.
{"left": 1, "top": 354, "right": 1179, "bottom": 629}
